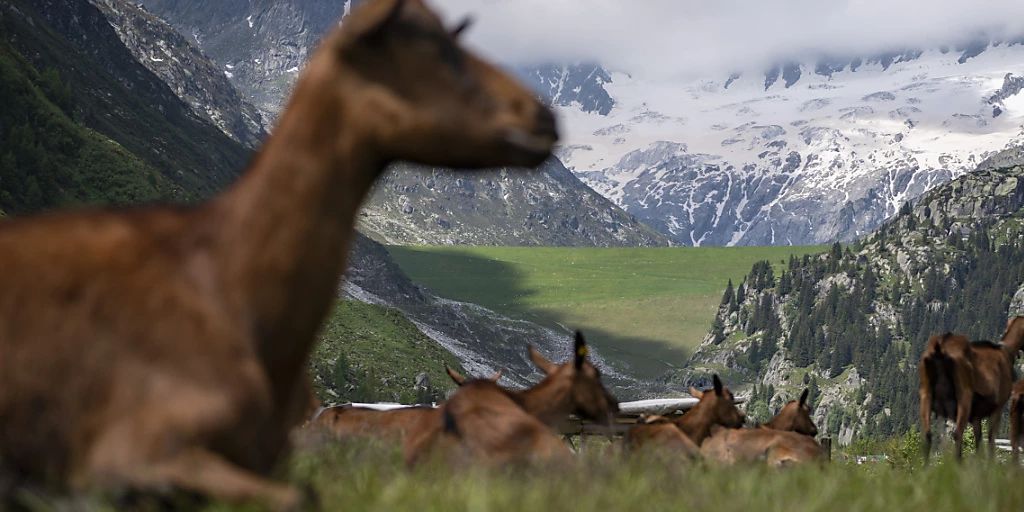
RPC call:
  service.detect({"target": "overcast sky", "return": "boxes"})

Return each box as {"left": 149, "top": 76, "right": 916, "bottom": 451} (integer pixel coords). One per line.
{"left": 432, "top": 0, "right": 1024, "bottom": 78}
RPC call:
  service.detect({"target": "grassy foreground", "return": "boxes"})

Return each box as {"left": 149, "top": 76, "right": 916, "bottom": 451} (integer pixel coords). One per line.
{"left": 388, "top": 246, "right": 823, "bottom": 378}
{"left": 210, "top": 441, "right": 1024, "bottom": 512}
{"left": 16, "top": 434, "right": 1024, "bottom": 511}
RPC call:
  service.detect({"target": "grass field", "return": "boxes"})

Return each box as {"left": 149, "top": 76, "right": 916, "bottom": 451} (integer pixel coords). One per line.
{"left": 17, "top": 413, "right": 1023, "bottom": 511}
{"left": 278, "top": 447, "right": 1022, "bottom": 512}
{"left": 185, "top": 439, "right": 1024, "bottom": 512}
{"left": 387, "top": 246, "right": 824, "bottom": 378}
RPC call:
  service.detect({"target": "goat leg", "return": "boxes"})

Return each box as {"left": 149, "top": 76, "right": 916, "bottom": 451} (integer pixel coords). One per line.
{"left": 953, "top": 394, "right": 971, "bottom": 461}
{"left": 987, "top": 414, "right": 1000, "bottom": 458}
{"left": 971, "top": 419, "right": 983, "bottom": 455}
{"left": 919, "top": 388, "right": 932, "bottom": 464}
{"left": 112, "top": 447, "right": 304, "bottom": 511}
{"left": 1012, "top": 397, "right": 1022, "bottom": 465}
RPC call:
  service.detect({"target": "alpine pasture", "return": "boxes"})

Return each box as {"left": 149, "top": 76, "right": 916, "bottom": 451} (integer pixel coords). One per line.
{"left": 388, "top": 245, "right": 824, "bottom": 378}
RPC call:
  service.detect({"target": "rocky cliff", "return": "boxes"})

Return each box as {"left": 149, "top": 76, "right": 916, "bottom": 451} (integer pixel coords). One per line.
{"left": 360, "top": 158, "right": 668, "bottom": 247}
{"left": 91, "top": 0, "right": 267, "bottom": 147}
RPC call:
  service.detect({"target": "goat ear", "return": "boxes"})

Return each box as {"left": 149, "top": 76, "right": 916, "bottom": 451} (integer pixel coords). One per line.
{"left": 489, "top": 369, "right": 503, "bottom": 383}
{"left": 799, "top": 388, "right": 809, "bottom": 408}
{"left": 574, "top": 331, "right": 589, "bottom": 370}
{"left": 445, "top": 366, "right": 466, "bottom": 386}
{"left": 450, "top": 16, "right": 473, "bottom": 38}
{"left": 713, "top": 374, "right": 724, "bottom": 396}
{"left": 528, "top": 345, "right": 557, "bottom": 375}
{"left": 359, "top": 0, "right": 406, "bottom": 43}
{"left": 689, "top": 387, "right": 704, "bottom": 399}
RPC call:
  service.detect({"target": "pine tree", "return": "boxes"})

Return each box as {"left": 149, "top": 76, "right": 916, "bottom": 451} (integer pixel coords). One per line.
{"left": 721, "top": 279, "right": 735, "bottom": 306}
{"left": 710, "top": 316, "right": 726, "bottom": 345}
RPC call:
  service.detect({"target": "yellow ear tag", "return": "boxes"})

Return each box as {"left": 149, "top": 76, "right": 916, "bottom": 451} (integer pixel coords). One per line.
{"left": 577, "top": 346, "right": 589, "bottom": 357}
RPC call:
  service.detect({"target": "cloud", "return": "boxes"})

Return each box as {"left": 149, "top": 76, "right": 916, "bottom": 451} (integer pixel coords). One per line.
{"left": 432, "top": 0, "right": 1024, "bottom": 78}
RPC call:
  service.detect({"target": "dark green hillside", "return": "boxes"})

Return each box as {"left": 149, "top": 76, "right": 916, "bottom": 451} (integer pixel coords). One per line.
{"left": 0, "top": 0, "right": 251, "bottom": 203}
{"left": 0, "top": 43, "right": 173, "bottom": 212}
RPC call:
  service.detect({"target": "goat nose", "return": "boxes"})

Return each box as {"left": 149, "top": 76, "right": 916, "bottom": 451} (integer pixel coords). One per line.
{"left": 534, "top": 106, "right": 558, "bottom": 138}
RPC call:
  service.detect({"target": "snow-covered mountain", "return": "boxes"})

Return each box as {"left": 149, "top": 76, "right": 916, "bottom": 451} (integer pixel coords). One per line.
{"left": 557, "top": 44, "right": 1024, "bottom": 246}
{"left": 516, "top": 63, "right": 615, "bottom": 115}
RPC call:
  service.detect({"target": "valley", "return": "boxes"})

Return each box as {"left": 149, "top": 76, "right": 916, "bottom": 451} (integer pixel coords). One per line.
{"left": 388, "top": 245, "right": 823, "bottom": 378}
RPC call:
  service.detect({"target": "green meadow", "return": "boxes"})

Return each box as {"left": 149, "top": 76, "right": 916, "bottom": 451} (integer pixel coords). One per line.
{"left": 387, "top": 245, "right": 824, "bottom": 378}
{"left": 24, "top": 428, "right": 1024, "bottom": 511}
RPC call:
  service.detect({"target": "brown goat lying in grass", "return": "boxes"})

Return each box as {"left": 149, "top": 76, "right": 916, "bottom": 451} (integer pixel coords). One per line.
{"left": 311, "top": 406, "right": 440, "bottom": 443}
{"left": 763, "top": 388, "right": 818, "bottom": 437}
{"left": 626, "top": 415, "right": 701, "bottom": 457}
{"left": 625, "top": 375, "right": 745, "bottom": 453}
{"left": 700, "top": 388, "right": 823, "bottom": 466}
{"left": 700, "top": 428, "right": 824, "bottom": 467}
{"left": 405, "top": 332, "right": 618, "bottom": 466}
{"left": 310, "top": 332, "right": 617, "bottom": 435}
{"left": 307, "top": 370, "right": 499, "bottom": 444}
{"left": 405, "top": 379, "right": 574, "bottom": 467}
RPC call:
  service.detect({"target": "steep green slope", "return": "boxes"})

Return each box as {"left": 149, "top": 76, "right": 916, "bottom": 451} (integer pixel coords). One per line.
{"left": 687, "top": 154, "right": 1024, "bottom": 442}
{"left": 388, "top": 245, "right": 823, "bottom": 379}
{"left": 0, "top": 43, "right": 173, "bottom": 212}
{"left": 310, "top": 301, "right": 465, "bottom": 405}
{"left": 0, "top": 0, "right": 251, "bottom": 203}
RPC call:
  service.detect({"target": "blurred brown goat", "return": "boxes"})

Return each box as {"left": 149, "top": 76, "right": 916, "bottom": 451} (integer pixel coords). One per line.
{"left": 0, "top": 0, "right": 557, "bottom": 508}
{"left": 919, "top": 317, "right": 1024, "bottom": 461}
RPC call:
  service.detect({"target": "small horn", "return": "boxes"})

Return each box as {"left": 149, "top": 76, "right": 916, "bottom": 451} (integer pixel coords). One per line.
{"left": 489, "top": 369, "right": 503, "bottom": 382}
{"left": 574, "top": 330, "right": 589, "bottom": 369}
{"left": 445, "top": 366, "right": 466, "bottom": 386}
{"left": 450, "top": 16, "right": 473, "bottom": 38}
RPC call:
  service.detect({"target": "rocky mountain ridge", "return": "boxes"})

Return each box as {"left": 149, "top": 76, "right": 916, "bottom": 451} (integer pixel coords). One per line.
{"left": 90, "top": 0, "right": 267, "bottom": 148}
{"left": 360, "top": 158, "right": 667, "bottom": 247}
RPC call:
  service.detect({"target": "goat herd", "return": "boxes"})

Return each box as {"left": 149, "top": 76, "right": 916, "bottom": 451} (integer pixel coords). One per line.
{"left": 304, "top": 332, "right": 825, "bottom": 468}
{"left": 307, "top": 315, "right": 1024, "bottom": 471}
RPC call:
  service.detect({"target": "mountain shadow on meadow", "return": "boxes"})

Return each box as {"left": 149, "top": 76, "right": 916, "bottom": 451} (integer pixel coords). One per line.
{"left": 384, "top": 246, "right": 697, "bottom": 384}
